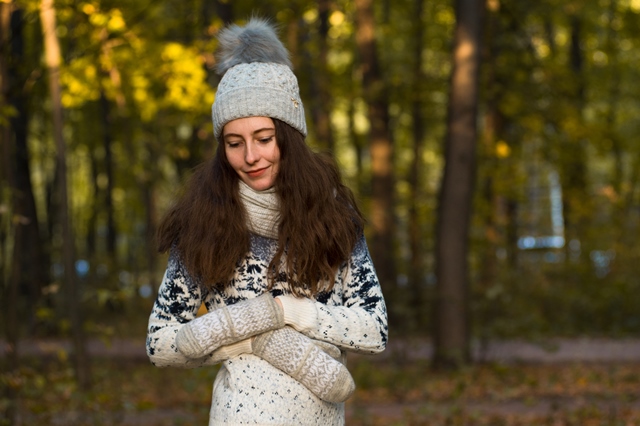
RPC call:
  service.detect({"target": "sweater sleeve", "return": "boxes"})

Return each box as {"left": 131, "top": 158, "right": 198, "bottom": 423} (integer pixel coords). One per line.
{"left": 277, "top": 234, "right": 388, "bottom": 355}
{"left": 146, "top": 249, "right": 221, "bottom": 368}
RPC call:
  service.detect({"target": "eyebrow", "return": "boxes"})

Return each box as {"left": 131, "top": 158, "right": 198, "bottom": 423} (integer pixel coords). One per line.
{"left": 223, "top": 127, "right": 276, "bottom": 139}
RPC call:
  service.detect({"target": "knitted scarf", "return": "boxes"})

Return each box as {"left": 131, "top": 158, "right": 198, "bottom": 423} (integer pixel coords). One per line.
{"left": 238, "top": 181, "right": 280, "bottom": 240}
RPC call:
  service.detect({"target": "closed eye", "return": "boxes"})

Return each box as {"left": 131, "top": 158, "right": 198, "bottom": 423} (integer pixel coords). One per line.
{"left": 259, "top": 136, "right": 274, "bottom": 144}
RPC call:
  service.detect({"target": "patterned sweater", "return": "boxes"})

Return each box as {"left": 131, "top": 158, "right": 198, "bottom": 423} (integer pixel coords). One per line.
{"left": 146, "top": 233, "right": 388, "bottom": 425}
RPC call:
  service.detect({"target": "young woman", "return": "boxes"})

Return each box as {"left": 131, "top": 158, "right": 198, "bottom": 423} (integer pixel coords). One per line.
{"left": 146, "top": 18, "right": 388, "bottom": 425}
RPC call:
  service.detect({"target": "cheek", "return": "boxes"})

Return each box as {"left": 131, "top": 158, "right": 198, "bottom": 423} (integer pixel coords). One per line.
{"left": 270, "top": 145, "right": 281, "bottom": 164}
{"left": 225, "top": 149, "right": 242, "bottom": 170}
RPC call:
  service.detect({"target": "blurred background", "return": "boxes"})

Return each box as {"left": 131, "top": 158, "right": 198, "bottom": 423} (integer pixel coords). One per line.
{"left": 2, "top": 0, "right": 640, "bottom": 424}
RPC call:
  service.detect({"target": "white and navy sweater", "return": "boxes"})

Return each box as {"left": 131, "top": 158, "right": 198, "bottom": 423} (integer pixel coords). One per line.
{"left": 146, "top": 233, "right": 388, "bottom": 425}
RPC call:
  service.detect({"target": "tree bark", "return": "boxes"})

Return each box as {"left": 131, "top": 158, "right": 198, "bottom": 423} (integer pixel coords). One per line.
{"left": 354, "top": 0, "right": 396, "bottom": 302}
{"left": 40, "top": 0, "right": 91, "bottom": 389}
{"left": 433, "top": 0, "right": 484, "bottom": 369}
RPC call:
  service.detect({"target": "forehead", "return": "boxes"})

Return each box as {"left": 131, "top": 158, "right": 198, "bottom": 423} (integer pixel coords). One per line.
{"left": 223, "top": 116, "right": 275, "bottom": 136}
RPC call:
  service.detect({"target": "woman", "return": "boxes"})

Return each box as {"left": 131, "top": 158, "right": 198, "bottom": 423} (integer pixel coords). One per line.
{"left": 146, "top": 18, "right": 388, "bottom": 425}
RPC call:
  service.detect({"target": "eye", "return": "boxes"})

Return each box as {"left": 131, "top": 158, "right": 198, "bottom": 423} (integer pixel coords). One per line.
{"left": 226, "top": 141, "right": 241, "bottom": 148}
{"left": 259, "top": 136, "right": 274, "bottom": 144}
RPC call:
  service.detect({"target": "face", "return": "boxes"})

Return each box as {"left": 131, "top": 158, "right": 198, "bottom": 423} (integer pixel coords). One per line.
{"left": 223, "top": 116, "right": 280, "bottom": 191}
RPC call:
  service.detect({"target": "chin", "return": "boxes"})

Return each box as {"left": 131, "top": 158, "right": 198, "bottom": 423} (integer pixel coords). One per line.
{"left": 247, "top": 181, "right": 274, "bottom": 191}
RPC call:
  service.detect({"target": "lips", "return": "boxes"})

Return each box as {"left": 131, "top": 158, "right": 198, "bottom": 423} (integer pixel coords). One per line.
{"left": 246, "top": 167, "right": 268, "bottom": 178}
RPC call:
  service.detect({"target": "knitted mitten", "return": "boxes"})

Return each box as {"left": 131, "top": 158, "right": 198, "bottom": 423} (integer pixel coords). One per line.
{"left": 208, "top": 339, "right": 253, "bottom": 364}
{"left": 207, "top": 336, "right": 340, "bottom": 366}
{"left": 176, "top": 293, "right": 284, "bottom": 358}
{"left": 312, "top": 339, "right": 342, "bottom": 360}
{"left": 252, "top": 326, "right": 355, "bottom": 403}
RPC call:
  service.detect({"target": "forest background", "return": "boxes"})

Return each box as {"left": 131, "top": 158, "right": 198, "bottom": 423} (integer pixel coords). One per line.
{"left": 1, "top": 0, "right": 640, "bottom": 424}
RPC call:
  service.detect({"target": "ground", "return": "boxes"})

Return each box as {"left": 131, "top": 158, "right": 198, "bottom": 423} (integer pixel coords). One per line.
{"left": 2, "top": 338, "right": 640, "bottom": 425}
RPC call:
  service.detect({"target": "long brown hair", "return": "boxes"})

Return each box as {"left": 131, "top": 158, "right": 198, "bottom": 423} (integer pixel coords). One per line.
{"left": 157, "top": 119, "right": 364, "bottom": 296}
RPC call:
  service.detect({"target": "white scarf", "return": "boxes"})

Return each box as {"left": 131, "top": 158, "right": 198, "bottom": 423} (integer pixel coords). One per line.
{"left": 238, "top": 181, "right": 280, "bottom": 240}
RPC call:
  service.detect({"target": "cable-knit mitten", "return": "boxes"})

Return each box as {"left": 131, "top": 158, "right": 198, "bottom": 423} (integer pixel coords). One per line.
{"left": 176, "top": 293, "right": 284, "bottom": 358}
{"left": 252, "top": 326, "right": 355, "bottom": 403}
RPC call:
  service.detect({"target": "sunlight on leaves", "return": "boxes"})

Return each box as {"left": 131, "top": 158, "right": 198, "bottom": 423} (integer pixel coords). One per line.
{"left": 60, "top": 59, "right": 100, "bottom": 108}
{"left": 160, "top": 42, "right": 215, "bottom": 112}
{"left": 495, "top": 141, "right": 511, "bottom": 158}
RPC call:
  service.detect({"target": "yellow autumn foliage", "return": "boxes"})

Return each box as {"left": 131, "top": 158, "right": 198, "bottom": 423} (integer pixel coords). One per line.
{"left": 160, "top": 42, "right": 215, "bottom": 113}
{"left": 60, "top": 58, "right": 100, "bottom": 108}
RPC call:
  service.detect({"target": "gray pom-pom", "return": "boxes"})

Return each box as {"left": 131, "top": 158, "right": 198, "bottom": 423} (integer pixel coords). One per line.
{"left": 215, "top": 18, "right": 292, "bottom": 76}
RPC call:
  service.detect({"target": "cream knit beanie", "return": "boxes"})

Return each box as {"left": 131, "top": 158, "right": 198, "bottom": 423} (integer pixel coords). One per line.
{"left": 212, "top": 18, "right": 307, "bottom": 140}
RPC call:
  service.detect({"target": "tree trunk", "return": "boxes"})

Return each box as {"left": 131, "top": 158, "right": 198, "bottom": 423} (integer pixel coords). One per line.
{"left": 0, "top": 3, "right": 19, "bottom": 423}
{"left": 560, "top": 13, "right": 589, "bottom": 263}
{"left": 40, "top": 0, "right": 91, "bottom": 389}
{"left": 354, "top": 0, "right": 396, "bottom": 305}
{"left": 605, "top": 0, "right": 622, "bottom": 196}
{"left": 476, "top": 0, "right": 503, "bottom": 338}
{"left": 87, "top": 148, "right": 99, "bottom": 258}
{"left": 408, "top": 0, "right": 425, "bottom": 329}
{"left": 100, "top": 91, "right": 117, "bottom": 257}
{"left": 348, "top": 94, "right": 366, "bottom": 199}
{"left": 433, "top": 0, "right": 483, "bottom": 369}
{"left": 604, "top": 0, "right": 624, "bottom": 248}
{"left": 10, "top": 7, "right": 48, "bottom": 324}
{"left": 143, "top": 141, "right": 158, "bottom": 294}
{"left": 1, "top": 2, "right": 16, "bottom": 358}
{"left": 310, "top": 0, "right": 335, "bottom": 152}
{"left": 211, "top": 0, "right": 233, "bottom": 25}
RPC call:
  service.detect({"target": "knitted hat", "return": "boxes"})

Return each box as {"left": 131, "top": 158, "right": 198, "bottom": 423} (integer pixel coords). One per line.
{"left": 212, "top": 19, "right": 307, "bottom": 140}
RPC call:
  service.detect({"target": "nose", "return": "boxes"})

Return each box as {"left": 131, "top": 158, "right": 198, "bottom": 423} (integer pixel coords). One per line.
{"left": 244, "top": 142, "right": 259, "bottom": 164}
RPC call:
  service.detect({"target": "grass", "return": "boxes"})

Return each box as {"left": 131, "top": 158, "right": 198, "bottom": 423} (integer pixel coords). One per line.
{"left": 2, "top": 355, "right": 640, "bottom": 425}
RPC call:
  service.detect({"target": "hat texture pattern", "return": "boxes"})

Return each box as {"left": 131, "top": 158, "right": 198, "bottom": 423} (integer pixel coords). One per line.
{"left": 212, "top": 19, "right": 307, "bottom": 139}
